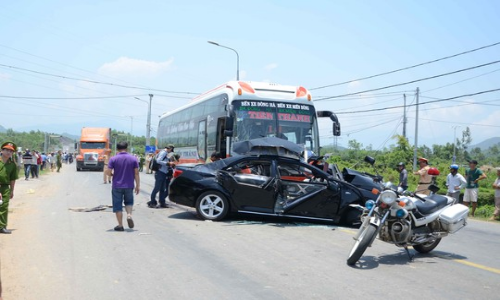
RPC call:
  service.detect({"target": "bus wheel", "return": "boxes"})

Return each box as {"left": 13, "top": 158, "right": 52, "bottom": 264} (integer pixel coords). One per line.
{"left": 195, "top": 191, "right": 229, "bottom": 221}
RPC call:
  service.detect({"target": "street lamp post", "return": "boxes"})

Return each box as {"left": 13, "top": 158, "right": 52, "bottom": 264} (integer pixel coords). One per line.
{"left": 208, "top": 41, "right": 240, "bottom": 80}
{"left": 452, "top": 125, "right": 461, "bottom": 163}
{"left": 134, "top": 95, "right": 153, "bottom": 147}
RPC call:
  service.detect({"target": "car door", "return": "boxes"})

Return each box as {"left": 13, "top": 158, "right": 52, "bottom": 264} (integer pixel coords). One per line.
{"left": 218, "top": 158, "right": 277, "bottom": 213}
{"left": 276, "top": 159, "right": 342, "bottom": 219}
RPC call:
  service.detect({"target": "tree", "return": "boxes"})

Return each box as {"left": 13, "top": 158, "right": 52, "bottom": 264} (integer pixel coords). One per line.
{"left": 470, "top": 147, "right": 485, "bottom": 162}
{"left": 456, "top": 127, "right": 472, "bottom": 162}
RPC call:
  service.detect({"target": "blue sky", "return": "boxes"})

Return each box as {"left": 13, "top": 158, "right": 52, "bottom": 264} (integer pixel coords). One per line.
{"left": 1, "top": 0, "right": 499, "bottom": 150}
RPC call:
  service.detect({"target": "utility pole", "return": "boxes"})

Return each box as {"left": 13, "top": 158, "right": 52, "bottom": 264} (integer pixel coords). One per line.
{"left": 146, "top": 94, "right": 153, "bottom": 147}
{"left": 402, "top": 93, "right": 407, "bottom": 139}
{"left": 413, "top": 88, "right": 419, "bottom": 171}
{"left": 44, "top": 133, "right": 48, "bottom": 153}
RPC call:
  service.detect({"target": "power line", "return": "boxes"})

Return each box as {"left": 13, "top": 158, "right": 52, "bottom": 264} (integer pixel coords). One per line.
{"left": 315, "top": 60, "right": 500, "bottom": 101}
{"left": 311, "top": 41, "right": 500, "bottom": 90}
{"left": 0, "top": 44, "right": 159, "bottom": 89}
{"left": 0, "top": 95, "right": 147, "bottom": 100}
{"left": 0, "top": 63, "right": 200, "bottom": 95}
{"left": 421, "top": 68, "right": 500, "bottom": 93}
{"left": 313, "top": 90, "right": 411, "bottom": 100}
{"left": 413, "top": 117, "right": 500, "bottom": 128}
{"left": 335, "top": 88, "right": 500, "bottom": 114}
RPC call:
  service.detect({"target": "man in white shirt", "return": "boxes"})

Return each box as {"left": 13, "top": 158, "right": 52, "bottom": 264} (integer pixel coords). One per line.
{"left": 446, "top": 164, "right": 466, "bottom": 204}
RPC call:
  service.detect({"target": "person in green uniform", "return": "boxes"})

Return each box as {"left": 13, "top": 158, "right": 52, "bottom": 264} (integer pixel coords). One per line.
{"left": 56, "top": 150, "right": 62, "bottom": 172}
{"left": 139, "top": 155, "right": 145, "bottom": 172}
{"left": 0, "top": 141, "right": 19, "bottom": 234}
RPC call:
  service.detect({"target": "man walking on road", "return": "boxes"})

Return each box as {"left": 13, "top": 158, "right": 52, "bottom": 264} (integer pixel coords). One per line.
{"left": 56, "top": 150, "right": 62, "bottom": 172}
{"left": 0, "top": 142, "right": 19, "bottom": 234}
{"left": 21, "top": 149, "right": 32, "bottom": 180}
{"left": 106, "top": 142, "right": 140, "bottom": 231}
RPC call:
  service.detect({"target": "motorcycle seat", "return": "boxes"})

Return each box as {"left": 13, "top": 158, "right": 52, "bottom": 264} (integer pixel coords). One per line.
{"left": 415, "top": 194, "right": 449, "bottom": 215}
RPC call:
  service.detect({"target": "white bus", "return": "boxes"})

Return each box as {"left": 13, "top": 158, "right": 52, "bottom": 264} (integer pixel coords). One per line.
{"left": 156, "top": 81, "right": 340, "bottom": 163}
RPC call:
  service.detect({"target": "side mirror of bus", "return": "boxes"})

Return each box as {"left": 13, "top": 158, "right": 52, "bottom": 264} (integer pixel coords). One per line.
{"left": 225, "top": 116, "right": 234, "bottom": 132}
{"left": 333, "top": 122, "right": 341, "bottom": 136}
{"left": 317, "top": 111, "right": 341, "bottom": 136}
{"left": 224, "top": 130, "right": 233, "bottom": 137}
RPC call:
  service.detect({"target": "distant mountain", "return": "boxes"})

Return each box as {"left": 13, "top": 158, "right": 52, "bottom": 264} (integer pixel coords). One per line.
{"left": 0, "top": 125, "right": 6, "bottom": 133}
{"left": 61, "top": 132, "right": 80, "bottom": 141}
{"left": 471, "top": 137, "right": 500, "bottom": 151}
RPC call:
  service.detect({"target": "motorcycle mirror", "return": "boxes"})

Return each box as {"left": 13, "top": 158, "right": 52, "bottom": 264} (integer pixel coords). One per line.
{"left": 428, "top": 184, "right": 440, "bottom": 193}
{"left": 364, "top": 156, "right": 375, "bottom": 165}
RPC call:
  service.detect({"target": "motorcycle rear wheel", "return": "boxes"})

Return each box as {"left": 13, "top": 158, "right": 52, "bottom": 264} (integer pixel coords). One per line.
{"left": 347, "top": 224, "right": 377, "bottom": 265}
{"left": 413, "top": 238, "right": 441, "bottom": 253}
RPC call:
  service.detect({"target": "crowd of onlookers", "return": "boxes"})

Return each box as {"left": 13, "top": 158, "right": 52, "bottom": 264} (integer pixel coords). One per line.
{"left": 15, "top": 150, "right": 70, "bottom": 180}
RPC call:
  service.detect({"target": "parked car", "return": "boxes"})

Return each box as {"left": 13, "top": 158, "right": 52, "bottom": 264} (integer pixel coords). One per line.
{"left": 169, "top": 154, "right": 366, "bottom": 225}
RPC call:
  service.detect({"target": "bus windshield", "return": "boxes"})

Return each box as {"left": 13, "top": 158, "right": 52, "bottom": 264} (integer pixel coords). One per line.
{"left": 232, "top": 100, "right": 319, "bottom": 152}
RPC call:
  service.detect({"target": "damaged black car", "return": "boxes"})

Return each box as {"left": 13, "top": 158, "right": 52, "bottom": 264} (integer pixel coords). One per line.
{"left": 169, "top": 154, "right": 365, "bottom": 226}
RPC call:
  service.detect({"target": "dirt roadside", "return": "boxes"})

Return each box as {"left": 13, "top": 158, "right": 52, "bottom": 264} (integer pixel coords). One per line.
{"left": 0, "top": 165, "right": 62, "bottom": 300}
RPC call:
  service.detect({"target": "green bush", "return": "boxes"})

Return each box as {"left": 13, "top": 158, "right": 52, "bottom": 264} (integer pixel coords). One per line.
{"left": 478, "top": 190, "right": 494, "bottom": 206}
{"left": 473, "top": 205, "right": 494, "bottom": 218}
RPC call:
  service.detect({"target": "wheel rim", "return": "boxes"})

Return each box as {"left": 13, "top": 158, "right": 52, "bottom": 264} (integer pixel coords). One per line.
{"left": 420, "top": 238, "right": 438, "bottom": 248}
{"left": 199, "top": 194, "right": 224, "bottom": 218}
{"left": 348, "top": 225, "right": 370, "bottom": 257}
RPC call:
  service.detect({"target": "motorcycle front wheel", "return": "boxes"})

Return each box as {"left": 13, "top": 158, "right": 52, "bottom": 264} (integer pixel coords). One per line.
{"left": 413, "top": 238, "right": 441, "bottom": 253}
{"left": 347, "top": 224, "right": 377, "bottom": 265}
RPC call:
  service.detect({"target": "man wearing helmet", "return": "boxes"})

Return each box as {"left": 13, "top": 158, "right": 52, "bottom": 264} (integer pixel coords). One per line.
{"left": 397, "top": 162, "right": 408, "bottom": 191}
{"left": 446, "top": 164, "right": 466, "bottom": 204}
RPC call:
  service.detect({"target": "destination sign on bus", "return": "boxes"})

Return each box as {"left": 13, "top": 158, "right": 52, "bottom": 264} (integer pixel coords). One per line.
{"left": 237, "top": 100, "right": 312, "bottom": 123}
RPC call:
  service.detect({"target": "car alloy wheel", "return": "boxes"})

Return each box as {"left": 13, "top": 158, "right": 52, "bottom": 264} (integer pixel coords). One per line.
{"left": 195, "top": 191, "right": 229, "bottom": 221}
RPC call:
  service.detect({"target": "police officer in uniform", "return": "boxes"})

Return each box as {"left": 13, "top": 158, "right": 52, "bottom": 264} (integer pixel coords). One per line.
{"left": 0, "top": 142, "right": 19, "bottom": 234}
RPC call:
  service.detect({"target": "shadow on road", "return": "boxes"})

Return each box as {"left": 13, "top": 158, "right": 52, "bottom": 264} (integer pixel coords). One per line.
{"left": 348, "top": 249, "right": 468, "bottom": 269}
{"left": 167, "top": 211, "right": 340, "bottom": 230}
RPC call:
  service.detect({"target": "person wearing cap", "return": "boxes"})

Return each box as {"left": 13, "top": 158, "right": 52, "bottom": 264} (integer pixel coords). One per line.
{"left": 446, "top": 164, "right": 466, "bottom": 204}
{"left": 490, "top": 167, "right": 500, "bottom": 221}
{"left": 0, "top": 142, "right": 19, "bottom": 234}
{"left": 413, "top": 157, "right": 432, "bottom": 195}
{"left": 464, "top": 159, "right": 487, "bottom": 217}
{"left": 397, "top": 162, "right": 408, "bottom": 191}
{"left": 148, "top": 144, "right": 176, "bottom": 208}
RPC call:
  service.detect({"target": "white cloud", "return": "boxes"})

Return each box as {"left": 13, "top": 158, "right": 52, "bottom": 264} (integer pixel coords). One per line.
{"left": 348, "top": 80, "right": 360, "bottom": 88}
{"left": 264, "top": 63, "right": 278, "bottom": 71}
{"left": 98, "top": 57, "right": 174, "bottom": 77}
{"left": 0, "top": 72, "right": 11, "bottom": 81}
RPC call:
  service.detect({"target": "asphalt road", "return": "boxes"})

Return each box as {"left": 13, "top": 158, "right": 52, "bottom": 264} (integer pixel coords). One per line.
{"left": 1, "top": 163, "right": 499, "bottom": 300}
